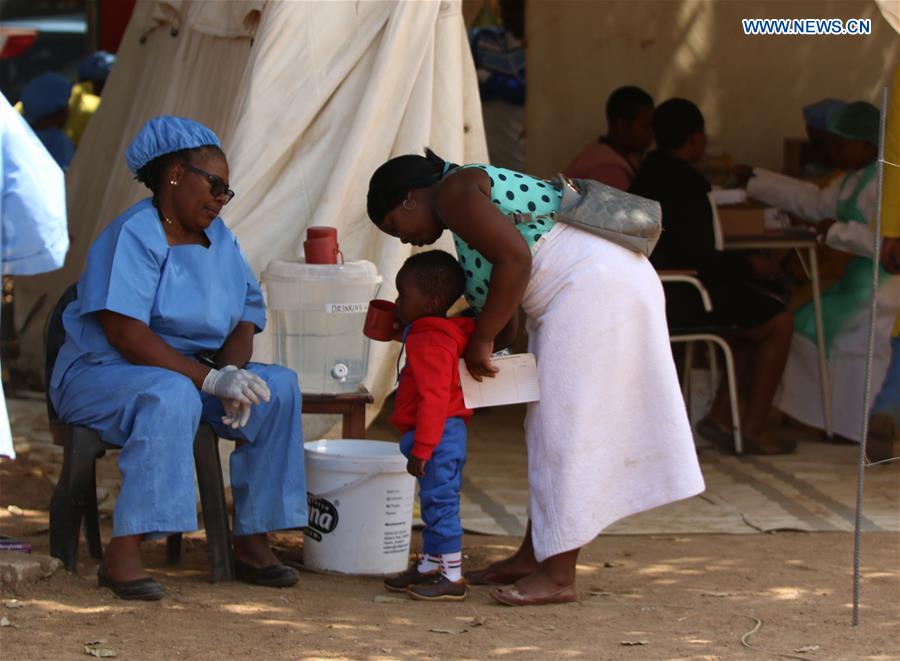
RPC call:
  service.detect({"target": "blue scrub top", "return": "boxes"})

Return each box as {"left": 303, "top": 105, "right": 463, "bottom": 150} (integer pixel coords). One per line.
{"left": 0, "top": 93, "right": 69, "bottom": 276}
{"left": 51, "top": 198, "right": 267, "bottom": 388}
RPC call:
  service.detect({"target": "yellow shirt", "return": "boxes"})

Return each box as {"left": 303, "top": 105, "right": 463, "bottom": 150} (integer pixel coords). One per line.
{"left": 65, "top": 82, "right": 100, "bottom": 147}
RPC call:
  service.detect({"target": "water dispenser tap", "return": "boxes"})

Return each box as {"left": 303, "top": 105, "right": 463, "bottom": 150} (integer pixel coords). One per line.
{"left": 331, "top": 362, "right": 349, "bottom": 383}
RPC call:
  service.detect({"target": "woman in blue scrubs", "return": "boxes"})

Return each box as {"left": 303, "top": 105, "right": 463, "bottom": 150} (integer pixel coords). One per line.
{"left": 50, "top": 116, "right": 307, "bottom": 600}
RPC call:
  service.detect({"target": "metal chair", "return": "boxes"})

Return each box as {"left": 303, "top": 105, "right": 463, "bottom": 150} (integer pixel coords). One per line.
{"left": 45, "top": 284, "right": 235, "bottom": 581}
{"left": 659, "top": 272, "right": 743, "bottom": 454}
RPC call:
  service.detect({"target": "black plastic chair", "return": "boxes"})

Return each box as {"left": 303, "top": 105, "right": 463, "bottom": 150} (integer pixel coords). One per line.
{"left": 45, "top": 284, "right": 236, "bottom": 581}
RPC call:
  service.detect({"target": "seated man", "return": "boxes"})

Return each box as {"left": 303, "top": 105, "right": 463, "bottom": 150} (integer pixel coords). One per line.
{"left": 565, "top": 86, "right": 654, "bottom": 191}
{"left": 630, "top": 98, "right": 794, "bottom": 455}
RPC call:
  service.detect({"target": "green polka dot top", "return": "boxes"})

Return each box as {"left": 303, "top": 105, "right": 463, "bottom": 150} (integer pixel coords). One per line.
{"left": 451, "top": 164, "right": 562, "bottom": 313}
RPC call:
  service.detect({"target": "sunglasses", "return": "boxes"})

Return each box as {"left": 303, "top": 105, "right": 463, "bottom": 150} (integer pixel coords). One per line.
{"left": 180, "top": 162, "right": 235, "bottom": 203}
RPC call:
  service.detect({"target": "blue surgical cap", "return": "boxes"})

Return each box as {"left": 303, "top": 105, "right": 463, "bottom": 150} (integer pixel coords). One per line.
{"left": 827, "top": 101, "right": 880, "bottom": 145}
{"left": 125, "top": 116, "right": 221, "bottom": 174}
{"left": 20, "top": 72, "right": 71, "bottom": 122}
{"left": 77, "top": 51, "right": 116, "bottom": 82}
{"left": 803, "top": 98, "right": 847, "bottom": 131}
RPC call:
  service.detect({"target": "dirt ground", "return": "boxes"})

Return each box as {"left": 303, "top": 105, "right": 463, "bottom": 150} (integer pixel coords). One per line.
{"left": 1, "top": 452, "right": 898, "bottom": 661}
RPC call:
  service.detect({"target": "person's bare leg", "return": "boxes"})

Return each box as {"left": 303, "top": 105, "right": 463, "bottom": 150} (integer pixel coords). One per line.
{"left": 490, "top": 546, "right": 580, "bottom": 604}
{"left": 709, "top": 337, "right": 752, "bottom": 428}
{"left": 735, "top": 311, "right": 794, "bottom": 447}
{"left": 708, "top": 312, "right": 792, "bottom": 437}
{"left": 509, "top": 547, "right": 579, "bottom": 593}
{"left": 104, "top": 534, "right": 147, "bottom": 582}
{"left": 465, "top": 520, "right": 539, "bottom": 582}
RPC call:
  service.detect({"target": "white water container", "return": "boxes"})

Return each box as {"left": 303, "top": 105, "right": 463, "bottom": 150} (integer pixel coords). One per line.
{"left": 303, "top": 440, "right": 415, "bottom": 575}
{"left": 263, "top": 259, "right": 382, "bottom": 394}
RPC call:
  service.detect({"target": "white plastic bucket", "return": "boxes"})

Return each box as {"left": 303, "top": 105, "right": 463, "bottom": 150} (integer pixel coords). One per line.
{"left": 303, "top": 439, "right": 415, "bottom": 575}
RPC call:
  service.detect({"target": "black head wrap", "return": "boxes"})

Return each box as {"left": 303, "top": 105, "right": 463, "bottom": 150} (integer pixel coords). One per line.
{"left": 366, "top": 148, "right": 458, "bottom": 224}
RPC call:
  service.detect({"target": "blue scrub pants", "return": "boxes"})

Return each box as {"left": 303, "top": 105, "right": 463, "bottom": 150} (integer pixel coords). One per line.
{"left": 50, "top": 360, "right": 307, "bottom": 538}
{"left": 399, "top": 417, "right": 467, "bottom": 555}
{"left": 873, "top": 337, "right": 900, "bottom": 420}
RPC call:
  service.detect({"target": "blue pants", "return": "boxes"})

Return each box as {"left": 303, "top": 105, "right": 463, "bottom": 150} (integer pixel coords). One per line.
{"left": 399, "top": 417, "right": 467, "bottom": 555}
{"left": 50, "top": 359, "right": 307, "bottom": 538}
{"left": 873, "top": 337, "right": 900, "bottom": 420}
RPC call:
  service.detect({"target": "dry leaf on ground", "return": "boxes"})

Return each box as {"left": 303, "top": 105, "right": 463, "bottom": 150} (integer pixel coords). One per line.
{"left": 84, "top": 645, "right": 118, "bottom": 658}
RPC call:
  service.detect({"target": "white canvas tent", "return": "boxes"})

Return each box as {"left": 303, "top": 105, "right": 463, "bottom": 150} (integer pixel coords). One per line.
{"left": 15, "top": 0, "right": 488, "bottom": 437}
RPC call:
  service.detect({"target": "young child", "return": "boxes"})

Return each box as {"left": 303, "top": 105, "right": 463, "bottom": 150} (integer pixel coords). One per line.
{"left": 383, "top": 250, "right": 474, "bottom": 601}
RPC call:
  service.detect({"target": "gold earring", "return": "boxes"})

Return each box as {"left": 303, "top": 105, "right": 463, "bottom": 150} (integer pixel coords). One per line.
{"left": 402, "top": 198, "right": 416, "bottom": 211}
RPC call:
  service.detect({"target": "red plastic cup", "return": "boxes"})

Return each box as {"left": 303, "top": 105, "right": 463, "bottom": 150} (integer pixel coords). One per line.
{"left": 307, "top": 226, "right": 338, "bottom": 240}
{"left": 304, "top": 237, "right": 341, "bottom": 264}
{"left": 364, "top": 299, "right": 398, "bottom": 341}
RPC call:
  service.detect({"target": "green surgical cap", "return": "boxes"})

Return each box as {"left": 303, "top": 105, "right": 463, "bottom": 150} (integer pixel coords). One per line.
{"left": 826, "top": 101, "right": 879, "bottom": 144}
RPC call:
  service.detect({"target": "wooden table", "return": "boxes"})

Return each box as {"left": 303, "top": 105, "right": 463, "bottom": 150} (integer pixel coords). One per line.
{"left": 724, "top": 231, "right": 832, "bottom": 438}
{"left": 302, "top": 387, "right": 374, "bottom": 439}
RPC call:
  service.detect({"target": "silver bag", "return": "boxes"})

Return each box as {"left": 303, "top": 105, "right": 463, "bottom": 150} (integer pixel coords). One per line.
{"left": 539, "top": 174, "right": 662, "bottom": 257}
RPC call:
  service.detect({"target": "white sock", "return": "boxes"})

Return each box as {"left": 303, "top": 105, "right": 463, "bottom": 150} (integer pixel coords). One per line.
{"left": 440, "top": 551, "right": 463, "bottom": 582}
{"left": 418, "top": 554, "right": 440, "bottom": 573}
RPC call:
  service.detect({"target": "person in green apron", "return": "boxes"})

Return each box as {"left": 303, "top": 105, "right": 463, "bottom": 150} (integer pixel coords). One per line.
{"left": 746, "top": 101, "right": 882, "bottom": 350}
{"left": 794, "top": 159, "right": 885, "bottom": 350}
{"left": 744, "top": 101, "right": 894, "bottom": 441}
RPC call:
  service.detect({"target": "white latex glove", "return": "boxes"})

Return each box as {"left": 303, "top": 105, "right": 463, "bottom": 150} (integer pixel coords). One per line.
{"left": 201, "top": 365, "right": 271, "bottom": 405}
{"left": 220, "top": 398, "right": 252, "bottom": 429}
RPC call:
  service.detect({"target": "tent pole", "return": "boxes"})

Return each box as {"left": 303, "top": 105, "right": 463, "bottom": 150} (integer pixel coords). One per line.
{"left": 852, "top": 86, "right": 889, "bottom": 627}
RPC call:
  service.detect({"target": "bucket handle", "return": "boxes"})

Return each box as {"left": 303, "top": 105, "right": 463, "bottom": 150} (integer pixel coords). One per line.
{"left": 309, "top": 468, "right": 382, "bottom": 500}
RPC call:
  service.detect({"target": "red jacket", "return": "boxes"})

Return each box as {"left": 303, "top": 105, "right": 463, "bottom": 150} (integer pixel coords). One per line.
{"left": 390, "top": 316, "right": 475, "bottom": 460}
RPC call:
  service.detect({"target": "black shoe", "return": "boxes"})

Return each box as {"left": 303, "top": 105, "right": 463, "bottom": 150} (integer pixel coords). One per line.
{"left": 696, "top": 417, "right": 735, "bottom": 452}
{"left": 97, "top": 564, "right": 165, "bottom": 601}
{"left": 235, "top": 558, "right": 299, "bottom": 587}
{"left": 383, "top": 561, "right": 439, "bottom": 592}
{"left": 408, "top": 574, "right": 468, "bottom": 601}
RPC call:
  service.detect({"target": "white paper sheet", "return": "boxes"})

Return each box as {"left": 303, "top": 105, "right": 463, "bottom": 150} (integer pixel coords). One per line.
{"left": 709, "top": 188, "right": 747, "bottom": 205}
{"left": 459, "top": 353, "right": 540, "bottom": 408}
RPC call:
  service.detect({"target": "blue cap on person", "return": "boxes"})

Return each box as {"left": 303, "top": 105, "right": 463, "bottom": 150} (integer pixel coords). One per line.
{"left": 20, "top": 72, "right": 71, "bottom": 123}
{"left": 802, "top": 98, "right": 846, "bottom": 131}
{"left": 77, "top": 51, "right": 116, "bottom": 82}
{"left": 826, "top": 101, "right": 880, "bottom": 145}
{"left": 125, "top": 116, "right": 221, "bottom": 173}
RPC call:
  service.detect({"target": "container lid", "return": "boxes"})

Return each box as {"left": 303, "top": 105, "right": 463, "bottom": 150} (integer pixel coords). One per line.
{"left": 263, "top": 259, "right": 382, "bottom": 284}
{"left": 304, "top": 439, "right": 408, "bottom": 473}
